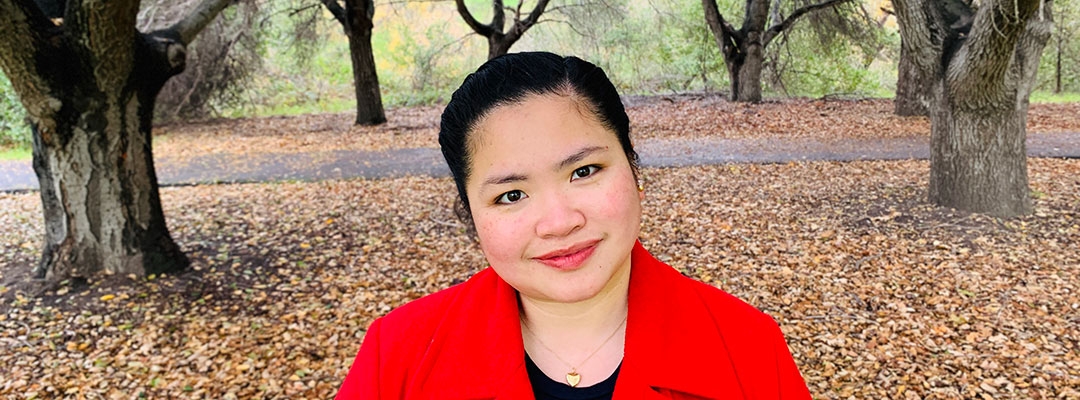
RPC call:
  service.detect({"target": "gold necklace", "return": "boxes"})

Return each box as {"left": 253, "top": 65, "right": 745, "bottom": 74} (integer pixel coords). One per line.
{"left": 520, "top": 314, "right": 628, "bottom": 387}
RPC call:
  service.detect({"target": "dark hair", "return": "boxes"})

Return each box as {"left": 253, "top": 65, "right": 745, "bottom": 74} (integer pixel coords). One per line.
{"left": 439, "top": 52, "right": 638, "bottom": 232}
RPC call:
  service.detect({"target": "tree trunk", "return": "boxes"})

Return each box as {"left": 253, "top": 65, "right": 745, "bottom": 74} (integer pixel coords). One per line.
{"left": 928, "top": 84, "right": 1031, "bottom": 216}
{"left": 734, "top": 38, "right": 765, "bottom": 102}
{"left": 455, "top": 0, "right": 550, "bottom": 61}
{"left": 488, "top": 35, "right": 515, "bottom": 59}
{"left": 0, "top": 0, "right": 232, "bottom": 282}
{"left": 30, "top": 39, "right": 188, "bottom": 280}
{"left": 894, "top": 37, "right": 930, "bottom": 116}
{"left": 703, "top": 0, "right": 851, "bottom": 103}
{"left": 893, "top": 0, "right": 1052, "bottom": 218}
{"left": 344, "top": 0, "right": 386, "bottom": 126}
{"left": 1055, "top": 33, "right": 1062, "bottom": 94}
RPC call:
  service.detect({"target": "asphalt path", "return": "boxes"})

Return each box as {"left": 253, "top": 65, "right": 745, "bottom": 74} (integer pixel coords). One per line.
{"left": 2, "top": 132, "right": 1079, "bottom": 192}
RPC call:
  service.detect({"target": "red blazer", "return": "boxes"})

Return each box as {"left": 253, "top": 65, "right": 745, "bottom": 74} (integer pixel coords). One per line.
{"left": 336, "top": 242, "right": 811, "bottom": 399}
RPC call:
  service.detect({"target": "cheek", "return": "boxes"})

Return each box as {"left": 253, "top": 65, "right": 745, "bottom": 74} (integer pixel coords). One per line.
{"left": 475, "top": 213, "right": 528, "bottom": 263}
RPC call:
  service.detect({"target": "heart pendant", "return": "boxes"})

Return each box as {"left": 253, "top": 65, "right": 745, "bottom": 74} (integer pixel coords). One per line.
{"left": 566, "top": 371, "right": 581, "bottom": 387}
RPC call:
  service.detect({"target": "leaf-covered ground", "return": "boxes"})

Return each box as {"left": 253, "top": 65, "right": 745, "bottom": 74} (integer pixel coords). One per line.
{"left": 2, "top": 97, "right": 1079, "bottom": 399}
{"left": 151, "top": 97, "right": 1080, "bottom": 161}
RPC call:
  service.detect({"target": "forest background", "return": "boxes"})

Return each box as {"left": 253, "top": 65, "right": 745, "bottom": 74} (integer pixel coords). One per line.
{"left": 0, "top": 0, "right": 1077, "bottom": 154}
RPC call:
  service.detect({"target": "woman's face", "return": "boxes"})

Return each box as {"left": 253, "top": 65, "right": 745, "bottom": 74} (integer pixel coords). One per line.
{"left": 465, "top": 93, "right": 643, "bottom": 304}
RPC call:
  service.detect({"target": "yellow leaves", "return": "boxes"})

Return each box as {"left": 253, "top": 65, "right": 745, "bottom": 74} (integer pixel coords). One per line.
{"left": 99, "top": 294, "right": 116, "bottom": 301}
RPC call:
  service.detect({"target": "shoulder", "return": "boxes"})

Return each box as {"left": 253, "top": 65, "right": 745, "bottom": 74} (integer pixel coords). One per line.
{"left": 685, "top": 275, "right": 780, "bottom": 330}
{"left": 372, "top": 268, "right": 498, "bottom": 340}
{"left": 650, "top": 261, "right": 779, "bottom": 332}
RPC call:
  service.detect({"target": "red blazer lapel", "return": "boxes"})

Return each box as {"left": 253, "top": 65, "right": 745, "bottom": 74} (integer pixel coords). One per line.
{"left": 616, "top": 241, "right": 748, "bottom": 399}
{"left": 408, "top": 268, "right": 532, "bottom": 399}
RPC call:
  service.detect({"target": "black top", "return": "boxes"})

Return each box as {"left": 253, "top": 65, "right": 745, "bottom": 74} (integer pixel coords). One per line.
{"left": 525, "top": 354, "right": 620, "bottom": 400}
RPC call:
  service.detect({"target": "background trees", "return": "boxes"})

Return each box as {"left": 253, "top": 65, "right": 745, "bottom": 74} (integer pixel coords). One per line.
{"left": 701, "top": 0, "right": 859, "bottom": 102}
{"left": 0, "top": 0, "right": 1075, "bottom": 281}
{"left": 455, "top": 0, "right": 552, "bottom": 59}
{"left": 321, "top": 0, "right": 386, "bottom": 125}
{"left": 894, "top": 0, "right": 1053, "bottom": 217}
{"left": 0, "top": 0, "right": 233, "bottom": 280}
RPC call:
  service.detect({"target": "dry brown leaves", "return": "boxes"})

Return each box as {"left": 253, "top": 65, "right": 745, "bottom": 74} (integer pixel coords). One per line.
{"left": 2, "top": 158, "right": 1078, "bottom": 399}
{"left": 150, "top": 97, "right": 1080, "bottom": 164}
{"left": 153, "top": 106, "right": 444, "bottom": 162}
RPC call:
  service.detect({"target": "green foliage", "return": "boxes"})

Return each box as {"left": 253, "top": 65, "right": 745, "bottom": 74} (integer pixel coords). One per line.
{"left": 0, "top": 146, "right": 31, "bottom": 161}
{"left": 375, "top": 13, "right": 484, "bottom": 107}
{"left": 1036, "top": 1, "right": 1080, "bottom": 94}
{"left": 0, "top": 73, "right": 30, "bottom": 150}
{"left": 765, "top": 26, "right": 897, "bottom": 98}
{"left": 1030, "top": 91, "right": 1080, "bottom": 104}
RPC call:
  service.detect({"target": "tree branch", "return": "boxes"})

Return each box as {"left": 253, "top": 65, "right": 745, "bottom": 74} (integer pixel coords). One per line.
{"left": 702, "top": 0, "right": 741, "bottom": 61}
{"left": 320, "top": 0, "right": 348, "bottom": 26}
{"left": 764, "top": 0, "right": 853, "bottom": 46}
{"left": 520, "top": 0, "right": 551, "bottom": 27}
{"left": 0, "top": 0, "right": 62, "bottom": 122}
{"left": 1012, "top": 0, "right": 1053, "bottom": 110}
{"left": 168, "top": 0, "right": 234, "bottom": 44}
{"left": 491, "top": 0, "right": 505, "bottom": 35}
{"left": 948, "top": 0, "right": 1041, "bottom": 102}
{"left": 454, "top": 0, "right": 494, "bottom": 37}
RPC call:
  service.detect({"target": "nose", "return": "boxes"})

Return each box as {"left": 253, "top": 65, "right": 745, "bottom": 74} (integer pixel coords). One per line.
{"left": 534, "top": 190, "right": 585, "bottom": 238}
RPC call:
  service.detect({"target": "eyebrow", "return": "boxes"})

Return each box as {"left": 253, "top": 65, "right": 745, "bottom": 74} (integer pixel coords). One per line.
{"left": 481, "top": 145, "right": 609, "bottom": 187}
{"left": 557, "top": 145, "right": 607, "bottom": 171}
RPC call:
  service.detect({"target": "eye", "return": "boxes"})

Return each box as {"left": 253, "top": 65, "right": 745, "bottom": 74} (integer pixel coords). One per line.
{"left": 495, "top": 190, "right": 527, "bottom": 205}
{"left": 571, "top": 165, "right": 600, "bottom": 181}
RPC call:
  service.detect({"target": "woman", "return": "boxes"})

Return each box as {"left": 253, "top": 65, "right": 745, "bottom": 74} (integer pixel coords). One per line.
{"left": 336, "top": 52, "right": 810, "bottom": 399}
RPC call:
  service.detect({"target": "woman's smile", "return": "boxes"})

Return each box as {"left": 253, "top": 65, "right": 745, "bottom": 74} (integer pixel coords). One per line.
{"left": 532, "top": 239, "right": 601, "bottom": 270}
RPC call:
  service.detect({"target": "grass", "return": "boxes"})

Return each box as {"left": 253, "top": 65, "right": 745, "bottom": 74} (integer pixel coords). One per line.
{"left": 1030, "top": 91, "right": 1080, "bottom": 103}
{"left": 0, "top": 146, "right": 30, "bottom": 161}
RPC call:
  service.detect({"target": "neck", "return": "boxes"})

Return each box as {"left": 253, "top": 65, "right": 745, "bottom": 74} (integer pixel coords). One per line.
{"left": 519, "top": 262, "right": 631, "bottom": 347}
{"left": 519, "top": 264, "right": 631, "bottom": 387}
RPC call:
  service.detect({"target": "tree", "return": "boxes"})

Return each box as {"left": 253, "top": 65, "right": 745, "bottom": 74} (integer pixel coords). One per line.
{"left": 142, "top": 0, "right": 264, "bottom": 123}
{"left": 0, "top": 0, "right": 233, "bottom": 281}
{"left": 893, "top": 36, "right": 930, "bottom": 115}
{"left": 456, "top": 0, "right": 552, "bottom": 60}
{"left": 893, "top": 0, "right": 1053, "bottom": 217}
{"left": 702, "top": 0, "right": 854, "bottom": 102}
{"left": 320, "top": 0, "right": 386, "bottom": 125}
{"left": 878, "top": 4, "right": 933, "bottom": 116}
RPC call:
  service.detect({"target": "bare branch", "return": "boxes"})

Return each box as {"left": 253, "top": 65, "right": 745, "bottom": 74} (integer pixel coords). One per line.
{"left": 519, "top": 0, "right": 551, "bottom": 27}
{"left": 0, "top": 0, "right": 62, "bottom": 121}
{"left": 949, "top": 0, "right": 1041, "bottom": 95}
{"left": 319, "top": 0, "right": 348, "bottom": 25}
{"left": 454, "top": 0, "right": 494, "bottom": 36}
{"left": 764, "top": 0, "right": 853, "bottom": 46}
{"left": 169, "top": 0, "right": 234, "bottom": 44}
{"left": 491, "top": 0, "right": 505, "bottom": 34}
{"left": 702, "top": 0, "right": 738, "bottom": 38}
{"left": 702, "top": 0, "right": 740, "bottom": 58}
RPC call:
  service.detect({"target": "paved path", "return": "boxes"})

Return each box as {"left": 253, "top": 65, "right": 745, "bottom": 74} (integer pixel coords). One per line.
{"left": 2, "top": 133, "right": 1079, "bottom": 192}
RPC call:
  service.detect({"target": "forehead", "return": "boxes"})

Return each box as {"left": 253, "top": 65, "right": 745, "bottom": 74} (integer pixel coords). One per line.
{"left": 464, "top": 94, "right": 618, "bottom": 181}
{"left": 470, "top": 93, "right": 603, "bottom": 145}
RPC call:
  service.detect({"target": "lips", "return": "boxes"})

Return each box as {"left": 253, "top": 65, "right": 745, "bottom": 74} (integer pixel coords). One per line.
{"left": 533, "top": 239, "right": 600, "bottom": 270}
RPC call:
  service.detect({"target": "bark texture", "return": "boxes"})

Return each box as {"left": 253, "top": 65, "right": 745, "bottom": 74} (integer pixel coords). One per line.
{"left": 323, "top": 0, "right": 386, "bottom": 125}
{"left": 894, "top": 0, "right": 1053, "bottom": 217}
{"left": 455, "top": 0, "right": 551, "bottom": 60}
{"left": 0, "top": 0, "right": 232, "bottom": 281}
{"left": 702, "top": 0, "right": 852, "bottom": 102}
{"left": 894, "top": 37, "right": 930, "bottom": 116}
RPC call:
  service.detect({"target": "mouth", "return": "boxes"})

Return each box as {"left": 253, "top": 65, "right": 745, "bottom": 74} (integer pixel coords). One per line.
{"left": 533, "top": 239, "right": 600, "bottom": 270}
